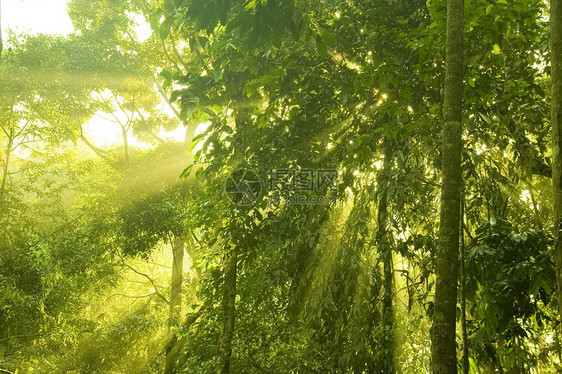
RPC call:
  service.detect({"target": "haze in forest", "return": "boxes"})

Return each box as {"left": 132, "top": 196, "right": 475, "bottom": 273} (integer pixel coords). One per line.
{"left": 1, "top": 0, "right": 562, "bottom": 373}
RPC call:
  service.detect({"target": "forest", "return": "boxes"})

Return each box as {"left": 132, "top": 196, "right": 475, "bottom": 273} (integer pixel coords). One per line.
{"left": 1, "top": 0, "right": 561, "bottom": 373}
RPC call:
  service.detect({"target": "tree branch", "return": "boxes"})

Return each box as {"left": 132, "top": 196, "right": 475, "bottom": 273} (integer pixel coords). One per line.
{"left": 79, "top": 125, "right": 112, "bottom": 162}
{"left": 0, "top": 333, "right": 49, "bottom": 343}
{"left": 107, "top": 292, "right": 159, "bottom": 300}
{"left": 119, "top": 256, "right": 170, "bottom": 305}
{"left": 27, "top": 213, "right": 86, "bottom": 249}
{"left": 156, "top": 82, "right": 182, "bottom": 119}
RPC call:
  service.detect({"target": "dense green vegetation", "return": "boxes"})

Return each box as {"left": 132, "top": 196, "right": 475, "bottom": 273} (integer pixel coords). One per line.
{"left": 1, "top": 0, "right": 561, "bottom": 373}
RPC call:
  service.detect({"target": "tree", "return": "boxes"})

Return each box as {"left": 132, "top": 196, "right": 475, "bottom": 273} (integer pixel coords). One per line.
{"left": 0, "top": 0, "right": 3, "bottom": 62}
{"left": 376, "top": 135, "right": 395, "bottom": 373}
{"left": 431, "top": 0, "right": 464, "bottom": 373}
{"left": 4, "top": 0, "right": 562, "bottom": 372}
{"left": 552, "top": 0, "right": 562, "bottom": 330}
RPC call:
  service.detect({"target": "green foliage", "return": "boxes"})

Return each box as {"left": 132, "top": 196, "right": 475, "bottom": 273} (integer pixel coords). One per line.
{"left": 0, "top": 0, "right": 560, "bottom": 372}
{"left": 465, "top": 220, "right": 558, "bottom": 371}
{"left": 117, "top": 183, "right": 194, "bottom": 257}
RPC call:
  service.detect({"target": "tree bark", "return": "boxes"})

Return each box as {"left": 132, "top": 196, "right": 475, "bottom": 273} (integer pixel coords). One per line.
{"left": 367, "top": 263, "right": 383, "bottom": 373}
{"left": 216, "top": 245, "right": 237, "bottom": 374}
{"left": 164, "top": 306, "right": 205, "bottom": 374}
{"left": 377, "top": 137, "right": 395, "bottom": 374}
{"left": 216, "top": 102, "right": 249, "bottom": 373}
{"left": 460, "top": 195, "right": 469, "bottom": 374}
{"left": 155, "top": 82, "right": 199, "bottom": 148}
{"left": 552, "top": 0, "right": 562, "bottom": 336}
{"left": 0, "top": 0, "right": 3, "bottom": 63}
{"left": 431, "top": 0, "right": 464, "bottom": 373}
{"left": 0, "top": 127, "right": 14, "bottom": 215}
{"left": 169, "top": 237, "right": 185, "bottom": 321}
{"left": 164, "top": 237, "right": 185, "bottom": 374}
{"left": 122, "top": 127, "right": 129, "bottom": 162}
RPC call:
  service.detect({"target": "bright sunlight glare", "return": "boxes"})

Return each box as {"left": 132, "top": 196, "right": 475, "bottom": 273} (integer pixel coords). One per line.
{"left": 2, "top": 0, "right": 74, "bottom": 35}
{"left": 2, "top": 1, "right": 185, "bottom": 149}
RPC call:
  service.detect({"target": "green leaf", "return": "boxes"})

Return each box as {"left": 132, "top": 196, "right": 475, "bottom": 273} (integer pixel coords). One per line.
{"left": 201, "top": 107, "right": 216, "bottom": 117}
{"left": 189, "top": 133, "right": 206, "bottom": 152}
{"left": 159, "top": 69, "right": 173, "bottom": 81}
{"left": 159, "top": 17, "right": 174, "bottom": 40}
{"left": 316, "top": 40, "right": 328, "bottom": 58}
{"left": 244, "top": 1, "right": 257, "bottom": 11}
{"left": 320, "top": 30, "right": 336, "bottom": 46}
{"left": 183, "top": 105, "right": 197, "bottom": 119}
{"left": 169, "top": 89, "right": 186, "bottom": 102}
{"left": 180, "top": 164, "right": 194, "bottom": 179}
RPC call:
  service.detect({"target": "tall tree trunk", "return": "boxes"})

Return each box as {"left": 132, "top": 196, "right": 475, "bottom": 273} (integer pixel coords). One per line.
{"left": 431, "top": 0, "right": 464, "bottom": 372}
{"left": 169, "top": 237, "right": 185, "bottom": 321}
{"left": 122, "top": 127, "right": 129, "bottom": 162}
{"left": 460, "top": 194, "right": 469, "bottom": 374}
{"left": 0, "top": 128, "right": 14, "bottom": 215}
{"left": 164, "top": 305, "right": 205, "bottom": 374}
{"left": 377, "top": 137, "right": 395, "bottom": 374}
{"left": 164, "top": 236, "right": 185, "bottom": 374}
{"left": 0, "top": 0, "right": 3, "bottom": 62}
{"left": 216, "top": 245, "right": 237, "bottom": 374}
{"left": 216, "top": 103, "right": 249, "bottom": 374}
{"left": 367, "top": 264, "right": 383, "bottom": 373}
{"left": 551, "top": 0, "right": 562, "bottom": 334}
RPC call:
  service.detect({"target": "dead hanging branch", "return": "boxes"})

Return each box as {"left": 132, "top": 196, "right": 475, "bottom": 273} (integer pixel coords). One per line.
{"left": 0, "top": 333, "right": 49, "bottom": 343}
{"left": 117, "top": 253, "right": 170, "bottom": 305}
{"left": 79, "top": 124, "right": 113, "bottom": 163}
{"left": 27, "top": 213, "right": 86, "bottom": 249}
{"left": 107, "top": 292, "right": 159, "bottom": 300}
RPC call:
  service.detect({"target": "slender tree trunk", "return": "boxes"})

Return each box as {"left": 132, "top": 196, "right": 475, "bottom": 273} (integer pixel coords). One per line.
{"left": 155, "top": 82, "right": 198, "bottom": 149}
{"left": 164, "top": 237, "right": 185, "bottom": 374}
{"left": 431, "top": 0, "right": 464, "bottom": 372}
{"left": 460, "top": 195, "right": 469, "bottom": 374}
{"left": 164, "top": 305, "right": 205, "bottom": 374}
{"left": 122, "top": 127, "right": 129, "bottom": 162}
{"left": 217, "top": 245, "right": 237, "bottom": 374}
{"left": 0, "top": 0, "right": 3, "bottom": 63}
{"left": 551, "top": 0, "right": 562, "bottom": 335}
{"left": 556, "top": 327, "right": 562, "bottom": 365}
{"left": 169, "top": 237, "right": 185, "bottom": 321}
{"left": 377, "top": 137, "right": 395, "bottom": 374}
{"left": 368, "top": 264, "right": 383, "bottom": 373}
{"left": 216, "top": 103, "right": 249, "bottom": 374}
{"left": 0, "top": 128, "right": 14, "bottom": 213}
